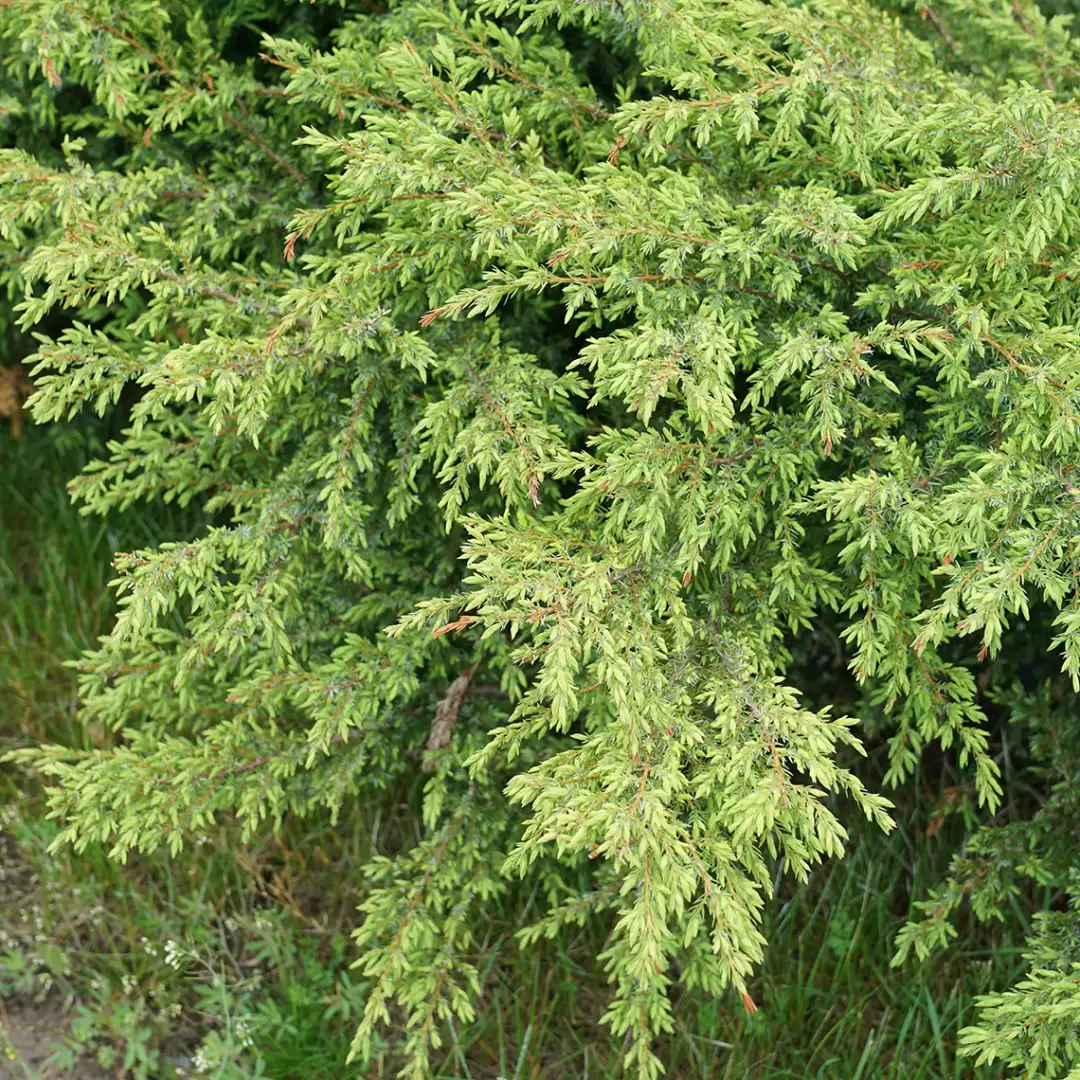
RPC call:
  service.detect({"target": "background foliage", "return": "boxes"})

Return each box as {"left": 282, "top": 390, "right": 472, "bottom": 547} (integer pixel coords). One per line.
{"left": 4, "top": 0, "right": 1080, "bottom": 1076}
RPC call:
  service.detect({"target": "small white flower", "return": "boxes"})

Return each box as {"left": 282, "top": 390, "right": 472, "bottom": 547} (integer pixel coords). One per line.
{"left": 233, "top": 1015, "right": 255, "bottom": 1049}
{"left": 163, "top": 940, "right": 185, "bottom": 970}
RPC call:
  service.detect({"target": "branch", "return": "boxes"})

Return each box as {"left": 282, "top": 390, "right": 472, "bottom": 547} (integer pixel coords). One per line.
{"left": 422, "top": 664, "right": 478, "bottom": 772}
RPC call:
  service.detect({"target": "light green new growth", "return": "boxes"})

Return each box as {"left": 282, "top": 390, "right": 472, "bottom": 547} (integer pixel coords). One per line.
{"left": 4, "top": 0, "right": 1080, "bottom": 1074}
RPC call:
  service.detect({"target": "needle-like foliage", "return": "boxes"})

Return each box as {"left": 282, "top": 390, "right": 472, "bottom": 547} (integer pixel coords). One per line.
{"left": 4, "top": 0, "right": 1080, "bottom": 1074}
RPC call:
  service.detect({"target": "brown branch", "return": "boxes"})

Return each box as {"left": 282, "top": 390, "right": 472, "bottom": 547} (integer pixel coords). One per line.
{"left": 422, "top": 664, "right": 478, "bottom": 772}
{"left": 224, "top": 104, "right": 306, "bottom": 186}
{"left": 920, "top": 5, "right": 958, "bottom": 55}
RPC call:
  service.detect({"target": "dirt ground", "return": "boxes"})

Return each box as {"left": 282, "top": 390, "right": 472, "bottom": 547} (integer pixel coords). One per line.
{"left": 0, "top": 999, "right": 112, "bottom": 1080}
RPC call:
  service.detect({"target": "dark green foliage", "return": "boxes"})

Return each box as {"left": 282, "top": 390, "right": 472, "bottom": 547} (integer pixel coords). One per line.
{"left": 4, "top": 0, "right": 1080, "bottom": 1075}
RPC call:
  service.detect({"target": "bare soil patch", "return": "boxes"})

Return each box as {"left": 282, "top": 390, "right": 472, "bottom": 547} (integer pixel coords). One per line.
{"left": 0, "top": 998, "right": 111, "bottom": 1080}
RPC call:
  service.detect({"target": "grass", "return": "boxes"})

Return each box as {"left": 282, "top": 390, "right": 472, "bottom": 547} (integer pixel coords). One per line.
{"left": 0, "top": 418, "right": 1026, "bottom": 1079}
{"left": 0, "top": 421, "right": 204, "bottom": 748}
